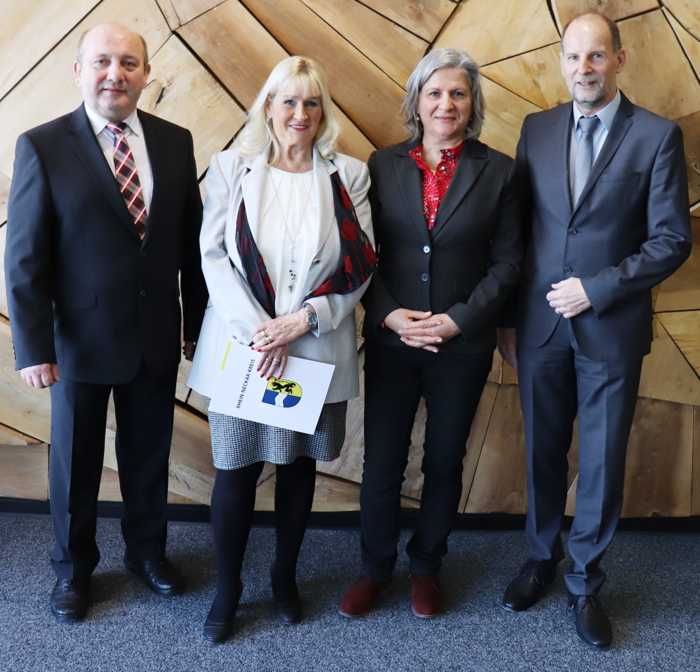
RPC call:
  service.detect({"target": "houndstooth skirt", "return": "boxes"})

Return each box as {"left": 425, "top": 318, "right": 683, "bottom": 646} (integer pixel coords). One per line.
{"left": 208, "top": 402, "right": 348, "bottom": 470}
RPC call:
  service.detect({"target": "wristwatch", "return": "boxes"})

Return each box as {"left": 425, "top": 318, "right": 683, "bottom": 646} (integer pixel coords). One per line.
{"left": 303, "top": 303, "right": 318, "bottom": 331}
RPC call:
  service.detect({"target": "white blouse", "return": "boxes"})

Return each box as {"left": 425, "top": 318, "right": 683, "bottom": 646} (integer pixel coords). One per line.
{"left": 258, "top": 167, "right": 322, "bottom": 316}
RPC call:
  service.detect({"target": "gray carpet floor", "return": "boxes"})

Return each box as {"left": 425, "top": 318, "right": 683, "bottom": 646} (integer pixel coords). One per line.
{"left": 0, "top": 512, "right": 698, "bottom": 672}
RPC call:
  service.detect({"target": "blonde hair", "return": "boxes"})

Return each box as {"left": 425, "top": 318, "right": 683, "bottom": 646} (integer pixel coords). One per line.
{"left": 234, "top": 56, "right": 340, "bottom": 163}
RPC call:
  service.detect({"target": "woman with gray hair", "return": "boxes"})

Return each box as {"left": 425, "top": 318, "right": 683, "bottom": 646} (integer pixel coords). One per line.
{"left": 189, "top": 55, "right": 375, "bottom": 642}
{"left": 340, "top": 48, "right": 521, "bottom": 619}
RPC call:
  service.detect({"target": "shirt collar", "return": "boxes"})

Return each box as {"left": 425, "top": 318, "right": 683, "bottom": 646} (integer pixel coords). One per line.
{"left": 572, "top": 90, "right": 621, "bottom": 132}
{"left": 84, "top": 103, "right": 142, "bottom": 138}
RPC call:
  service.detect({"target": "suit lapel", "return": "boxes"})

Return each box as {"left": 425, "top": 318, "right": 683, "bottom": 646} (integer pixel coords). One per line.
{"left": 68, "top": 105, "right": 141, "bottom": 240}
{"left": 138, "top": 111, "right": 163, "bottom": 247}
{"left": 431, "top": 140, "right": 487, "bottom": 239}
{"left": 392, "top": 143, "right": 431, "bottom": 243}
{"left": 571, "top": 94, "right": 634, "bottom": 219}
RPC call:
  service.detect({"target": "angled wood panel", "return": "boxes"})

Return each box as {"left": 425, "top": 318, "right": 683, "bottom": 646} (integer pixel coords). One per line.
{"left": 156, "top": 0, "right": 226, "bottom": 29}
{"left": 479, "top": 78, "right": 541, "bottom": 158}
{"left": 0, "top": 0, "right": 99, "bottom": 100}
{"left": 464, "top": 385, "right": 527, "bottom": 514}
{"left": 0, "top": 443, "right": 48, "bottom": 499}
{"left": 243, "top": 0, "right": 406, "bottom": 147}
{"left": 621, "top": 398, "right": 693, "bottom": 516}
{"left": 179, "top": 0, "right": 375, "bottom": 160}
{"left": 664, "top": 6, "right": 700, "bottom": 75}
{"left": 360, "top": 0, "right": 455, "bottom": 42}
{"left": 654, "top": 217, "right": 700, "bottom": 312}
{"left": 553, "top": 0, "right": 660, "bottom": 29}
{"left": 639, "top": 318, "right": 700, "bottom": 404}
{"left": 482, "top": 44, "right": 569, "bottom": 110}
{"left": 301, "top": 0, "right": 427, "bottom": 87}
{"left": 0, "top": 225, "right": 7, "bottom": 316}
{"left": 138, "top": 34, "right": 246, "bottom": 176}
{"left": 663, "top": 0, "right": 700, "bottom": 38}
{"left": 0, "top": 0, "right": 172, "bottom": 224}
{"left": 657, "top": 311, "right": 700, "bottom": 376}
{"left": 434, "top": 0, "right": 560, "bottom": 66}
{"left": 618, "top": 11, "right": 700, "bottom": 120}
{"left": 677, "top": 114, "right": 700, "bottom": 205}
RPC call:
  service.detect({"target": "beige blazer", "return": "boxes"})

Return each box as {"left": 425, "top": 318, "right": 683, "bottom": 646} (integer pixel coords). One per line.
{"left": 188, "top": 147, "right": 373, "bottom": 403}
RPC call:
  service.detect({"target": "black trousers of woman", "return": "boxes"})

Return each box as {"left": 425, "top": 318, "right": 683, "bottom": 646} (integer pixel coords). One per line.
{"left": 360, "top": 341, "right": 492, "bottom": 581}
{"left": 208, "top": 456, "right": 316, "bottom": 618}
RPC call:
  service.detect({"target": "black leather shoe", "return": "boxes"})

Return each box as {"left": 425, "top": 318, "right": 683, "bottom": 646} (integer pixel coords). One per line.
{"left": 568, "top": 594, "right": 612, "bottom": 649}
{"left": 50, "top": 577, "right": 90, "bottom": 623}
{"left": 502, "top": 557, "right": 561, "bottom": 612}
{"left": 203, "top": 583, "right": 242, "bottom": 644}
{"left": 203, "top": 608, "right": 235, "bottom": 644}
{"left": 125, "top": 557, "right": 184, "bottom": 595}
{"left": 272, "top": 576, "right": 302, "bottom": 625}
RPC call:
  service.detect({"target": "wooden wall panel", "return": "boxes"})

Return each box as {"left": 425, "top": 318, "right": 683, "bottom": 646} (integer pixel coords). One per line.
{"left": 618, "top": 11, "right": 700, "bottom": 119}
{"left": 656, "top": 312, "right": 700, "bottom": 377}
{"left": 0, "top": 0, "right": 100, "bottom": 100}
{"left": 138, "top": 35, "right": 246, "bottom": 176}
{"left": 482, "top": 44, "right": 569, "bottom": 110}
{"left": 0, "top": 226, "right": 7, "bottom": 317}
{"left": 1, "top": 1, "right": 699, "bottom": 517}
{"left": 654, "top": 218, "right": 700, "bottom": 312}
{"left": 360, "top": 0, "right": 455, "bottom": 42}
{"left": 663, "top": 0, "right": 700, "bottom": 37}
{"left": 638, "top": 318, "right": 700, "bottom": 405}
{"left": 434, "top": 0, "right": 560, "bottom": 65}
{"left": 622, "top": 398, "right": 694, "bottom": 516}
{"left": 0, "top": 443, "right": 48, "bottom": 500}
{"left": 553, "top": 0, "right": 659, "bottom": 28}
{"left": 464, "top": 386, "right": 527, "bottom": 514}
{"left": 301, "top": 0, "right": 427, "bottom": 87}
{"left": 156, "top": 0, "right": 226, "bottom": 29}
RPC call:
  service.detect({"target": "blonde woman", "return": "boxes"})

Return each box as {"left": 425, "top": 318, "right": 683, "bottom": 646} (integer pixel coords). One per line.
{"left": 189, "top": 56, "right": 375, "bottom": 643}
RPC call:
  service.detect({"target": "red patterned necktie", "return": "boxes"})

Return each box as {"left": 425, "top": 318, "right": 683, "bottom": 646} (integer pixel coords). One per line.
{"left": 106, "top": 121, "right": 147, "bottom": 238}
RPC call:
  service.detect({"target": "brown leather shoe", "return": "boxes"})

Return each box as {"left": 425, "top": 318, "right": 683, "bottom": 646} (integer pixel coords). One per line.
{"left": 338, "top": 576, "right": 386, "bottom": 618}
{"left": 410, "top": 575, "right": 441, "bottom": 618}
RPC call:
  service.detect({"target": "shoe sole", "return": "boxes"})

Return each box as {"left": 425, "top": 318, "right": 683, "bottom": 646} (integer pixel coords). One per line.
{"left": 125, "top": 566, "right": 183, "bottom": 596}
{"left": 411, "top": 606, "right": 439, "bottom": 619}
{"left": 337, "top": 607, "right": 370, "bottom": 618}
{"left": 50, "top": 605, "right": 86, "bottom": 624}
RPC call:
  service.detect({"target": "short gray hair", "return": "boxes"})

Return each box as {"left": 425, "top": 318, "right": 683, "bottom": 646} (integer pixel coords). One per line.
{"left": 402, "top": 48, "right": 485, "bottom": 142}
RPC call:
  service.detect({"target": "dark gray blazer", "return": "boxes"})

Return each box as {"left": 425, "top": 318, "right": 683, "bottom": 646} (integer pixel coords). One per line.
{"left": 362, "top": 138, "right": 521, "bottom": 354}
{"left": 514, "top": 93, "right": 691, "bottom": 361}
{"left": 5, "top": 105, "right": 208, "bottom": 383}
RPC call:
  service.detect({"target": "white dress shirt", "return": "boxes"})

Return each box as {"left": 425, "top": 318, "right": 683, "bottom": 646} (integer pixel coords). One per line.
{"left": 84, "top": 104, "right": 154, "bottom": 210}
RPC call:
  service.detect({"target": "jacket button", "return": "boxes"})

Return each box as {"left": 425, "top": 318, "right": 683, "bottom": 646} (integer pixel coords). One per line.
{"left": 423, "top": 245, "right": 431, "bottom": 254}
{"left": 139, "top": 289, "right": 147, "bottom": 297}
{"left": 569, "top": 228, "right": 578, "bottom": 235}
{"left": 420, "top": 273, "right": 429, "bottom": 283}
{"left": 563, "top": 266, "right": 573, "bottom": 274}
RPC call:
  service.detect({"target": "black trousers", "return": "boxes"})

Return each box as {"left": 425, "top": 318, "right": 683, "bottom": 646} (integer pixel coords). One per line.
{"left": 360, "top": 341, "right": 492, "bottom": 580}
{"left": 518, "top": 317, "right": 643, "bottom": 595}
{"left": 49, "top": 364, "right": 177, "bottom": 580}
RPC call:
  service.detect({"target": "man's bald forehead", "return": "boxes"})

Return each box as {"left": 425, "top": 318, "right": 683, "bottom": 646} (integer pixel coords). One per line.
{"left": 76, "top": 23, "right": 149, "bottom": 66}
{"left": 561, "top": 12, "right": 622, "bottom": 52}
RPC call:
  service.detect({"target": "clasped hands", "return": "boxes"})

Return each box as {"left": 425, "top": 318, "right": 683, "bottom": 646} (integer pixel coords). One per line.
{"left": 385, "top": 308, "right": 460, "bottom": 353}
{"left": 252, "top": 309, "right": 311, "bottom": 378}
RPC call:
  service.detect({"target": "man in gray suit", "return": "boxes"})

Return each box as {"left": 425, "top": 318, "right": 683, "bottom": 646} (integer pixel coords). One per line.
{"left": 498, "top": 12, "right": 691, "bottom": 648}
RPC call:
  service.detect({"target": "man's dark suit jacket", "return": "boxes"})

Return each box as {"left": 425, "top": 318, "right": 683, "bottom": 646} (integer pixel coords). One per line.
{"left": 514, "top": 93, "right": 691, "bottom": 360}
{"left": 362, "top": 138, "right": 521, "bottom": 353}
{"left": 5, "top": 104, "right": 208, "bottom": 383}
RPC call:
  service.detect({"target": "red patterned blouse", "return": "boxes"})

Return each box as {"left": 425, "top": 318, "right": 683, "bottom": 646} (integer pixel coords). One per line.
{"left": 408, "top": 142, "right": 464, "bottom": 231}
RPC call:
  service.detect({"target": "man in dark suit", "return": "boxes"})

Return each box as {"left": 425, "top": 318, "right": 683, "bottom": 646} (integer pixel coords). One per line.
{"left": 5, "top": 23, "right": 207, "bottom": 622}
{"left": 498, "top": 12, "right": 691, "bottom": 648}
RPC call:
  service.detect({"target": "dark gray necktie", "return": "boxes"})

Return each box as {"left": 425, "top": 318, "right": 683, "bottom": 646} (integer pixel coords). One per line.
{"left": 573, "top": 115, "right": 599, "bottom": 204}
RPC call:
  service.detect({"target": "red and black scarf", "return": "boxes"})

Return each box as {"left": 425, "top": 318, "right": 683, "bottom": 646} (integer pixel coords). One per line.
{"left": 235, "top": 168, "right": 376, "bottom": 318}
